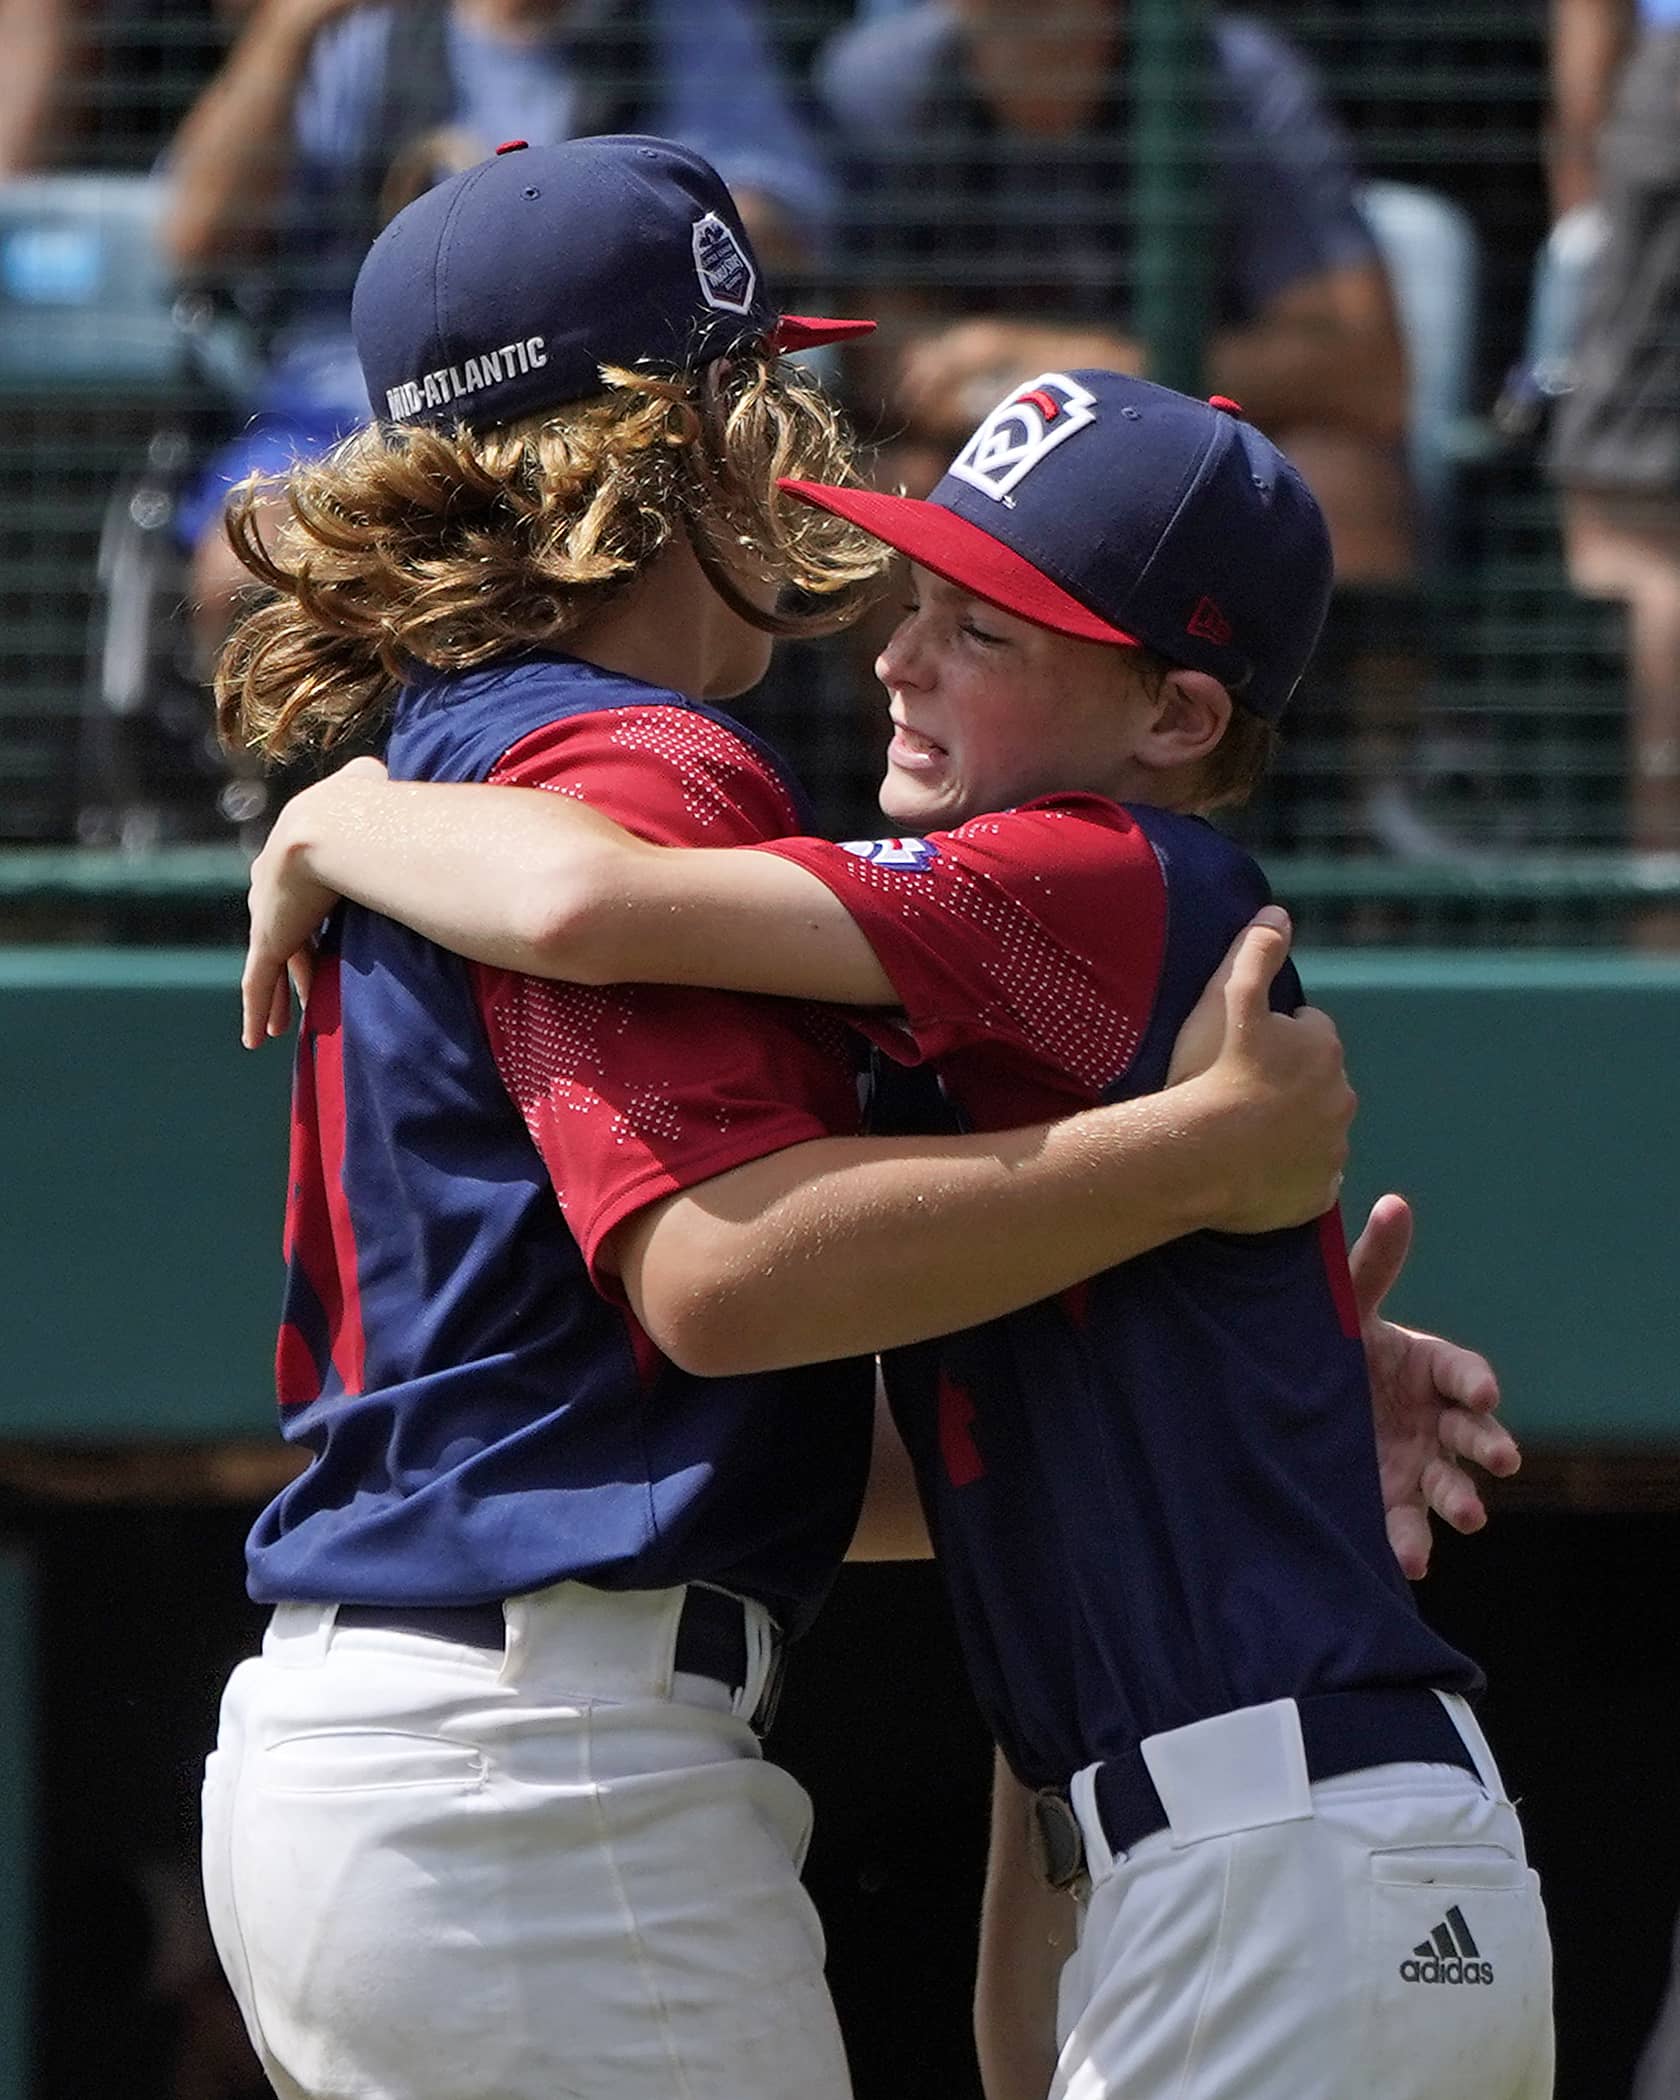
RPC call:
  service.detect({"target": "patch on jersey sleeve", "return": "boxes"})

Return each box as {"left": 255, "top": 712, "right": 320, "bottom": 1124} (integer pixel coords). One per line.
{"left": 840, "top": 836, "right": 940, "bottom": 871}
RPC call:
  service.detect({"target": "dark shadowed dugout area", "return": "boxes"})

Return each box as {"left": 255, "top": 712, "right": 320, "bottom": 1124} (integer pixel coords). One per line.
{"left": 9, "top": 1500, "right": 1679, "bottom": 2100}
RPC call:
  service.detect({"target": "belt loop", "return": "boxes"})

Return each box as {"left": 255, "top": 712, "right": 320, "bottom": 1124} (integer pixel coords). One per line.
{"left": 739, "top": 1596, "right": 766, "bottom": 1728}
{"left": 738, "top": 1597, "right": 785, "bottom": 1734}
{"left": 1139, "top": 1698, "right": 1313, "bottom": 1846}
{"left": 1068, "top": 1761, "right": 1114, "bottom": 1882}
{"left": 495, "top": 1594, "right": 525, "bottom": 1686}
{"left": 265, "top": 1601, "right": 336, "bottom": 1666}
{"left": 1433, "top": 1691, "right": 1509, "bottom": 1802}
{"left": 502, "top": 1582, "right": 685, "bottom": 1700}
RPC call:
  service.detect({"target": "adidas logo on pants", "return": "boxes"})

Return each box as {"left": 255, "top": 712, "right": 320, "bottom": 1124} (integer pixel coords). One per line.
{"left": 1400, "top": 1905, "right": 1497, "bottom": 1986}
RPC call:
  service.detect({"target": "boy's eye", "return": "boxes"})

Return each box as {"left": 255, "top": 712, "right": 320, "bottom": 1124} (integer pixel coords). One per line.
{"left": 961, "top": 617, "right": 1005, "bottom": 646}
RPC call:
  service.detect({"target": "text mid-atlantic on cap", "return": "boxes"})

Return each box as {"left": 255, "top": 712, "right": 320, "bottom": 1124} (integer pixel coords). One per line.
{"left": 352, "top": 134, "right": 873, "bottom": 435}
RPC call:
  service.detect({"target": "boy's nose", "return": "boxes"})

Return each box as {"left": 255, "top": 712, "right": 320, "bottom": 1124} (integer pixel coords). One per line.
{"left": 877, "top": 628, "right": 927, "bottom": 690}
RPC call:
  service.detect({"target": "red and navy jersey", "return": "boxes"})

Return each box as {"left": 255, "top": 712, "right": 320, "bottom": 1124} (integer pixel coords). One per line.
{"left": 247, "top": 655, "right": 873, "bottom": 1635}
{"left": 762, "top": 799, "right": 1479, "bottom": 1789}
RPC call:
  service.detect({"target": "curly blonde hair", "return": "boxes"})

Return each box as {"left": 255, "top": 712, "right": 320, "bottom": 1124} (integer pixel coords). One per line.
{"left": 216, "top": 354, "right": 887, "bottom": 762}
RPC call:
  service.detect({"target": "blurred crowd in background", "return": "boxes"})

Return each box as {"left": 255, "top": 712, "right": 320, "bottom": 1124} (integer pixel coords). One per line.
{"left": 0, "top": 0, "right": 1677, "bottom": 945}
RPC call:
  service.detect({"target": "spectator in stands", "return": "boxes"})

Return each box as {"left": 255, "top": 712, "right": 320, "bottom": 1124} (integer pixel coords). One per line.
{"left": 817, "top": 0, "right": 1411, "bottom": 586}
{"left": 814, "top": 0, "right": 1419, "bottom": 841}
{"left": 1549, "top": 0, "right": 1680, "bottom": 943}
{"left": 162, "top": 0, "right": 829, "bottom": 658}
{"left": 0, "top": 0, "right": 252, "bottom": 177}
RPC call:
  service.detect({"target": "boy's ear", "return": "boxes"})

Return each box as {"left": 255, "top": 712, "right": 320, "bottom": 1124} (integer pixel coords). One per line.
{"left": 1139, "top": 668, "right": 1232, "bottom": 769}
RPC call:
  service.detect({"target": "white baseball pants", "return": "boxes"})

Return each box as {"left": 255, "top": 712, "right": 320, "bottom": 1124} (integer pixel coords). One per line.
{"left": 200, "top": 1583, "right": 853, "bottom": 2100}
{"left": 1052, "top": 1694, "right": 1554, "bottom": 2100}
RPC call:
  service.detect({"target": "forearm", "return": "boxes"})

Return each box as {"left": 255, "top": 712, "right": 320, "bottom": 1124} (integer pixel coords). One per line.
{"left": 266, "top": 774, "right": 896, "bottom": 1002}
{"left": 616, "top": 912, "right": 1349, "bottom": 1374}
{"left": 900, "top": 318, "right": 1144, "bottom": 446}
{"left": 272, "top": 773, "right": 628, "bottom": 972}
{"left": 163, "top": 0, "right": 323, "bottom": 272}
{"left": 1207, "top": 298, "right": 1407, "bottom": 448}
{"left": 614, "top": 1080, "right": 1246, "bottom": 1375}
{"left": 1549, "top": 0, "right": 1634, "bottom": 216}
{"left": 0, "top": 0, "right": 68, "bottom": 176}
{"left": 976, "top": 1752, "right": 1075, "bottom": 2100}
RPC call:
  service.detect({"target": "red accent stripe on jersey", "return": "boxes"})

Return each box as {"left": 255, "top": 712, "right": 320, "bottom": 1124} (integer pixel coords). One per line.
{"left": 275, "top": 1319, "right": 319, "bottom": 1411}
{"left": 305, "top": 959, "right": 367, "bottom": 1395}
{"left": 1060, "top": 1281, "right": 1090, "bottom": 1329}
{"left": 938, "top": 1372, "right": 985, "bottom": 1487}
{"left": 1317, "top": 1208, "right": 1362, "bottom": 1341}
{"left": 277, "top": 997, "right": 334, "bottom": 1405}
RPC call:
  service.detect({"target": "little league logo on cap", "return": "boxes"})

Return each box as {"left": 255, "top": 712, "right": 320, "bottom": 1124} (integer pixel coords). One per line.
{"left": 692, "top": 212, "right": 756, "bottom": 316}
{"left": 352, "top": 135, "right": 873, "bottom": 433}
{"left": 779, "top": 369, "right": 1335, "bottom": 722}
{"left": 948, "top": 374, "right": 1099, "bottom": 503}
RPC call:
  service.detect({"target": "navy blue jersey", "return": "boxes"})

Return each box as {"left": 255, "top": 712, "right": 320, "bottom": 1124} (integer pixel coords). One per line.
{"left": 763, "top": 798, "right": 1479, "bottom": 1787}
{"left": 248, "top": 655, "right": 873, "bottom": 1635}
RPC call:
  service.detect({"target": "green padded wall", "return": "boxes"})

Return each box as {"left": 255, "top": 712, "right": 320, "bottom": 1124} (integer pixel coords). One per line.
{"left": 2, "top": 948, "right": 1677, "bottom": 1444}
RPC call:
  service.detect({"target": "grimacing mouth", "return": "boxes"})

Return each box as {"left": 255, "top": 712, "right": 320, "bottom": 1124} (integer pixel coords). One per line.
{"left": 888, "top": 711, "right": 950, "bottom": 758}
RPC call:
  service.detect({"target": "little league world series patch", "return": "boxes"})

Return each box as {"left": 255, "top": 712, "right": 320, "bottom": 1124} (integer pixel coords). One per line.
{"left": 691, "top": 211, "right": 756, "bottom": 316}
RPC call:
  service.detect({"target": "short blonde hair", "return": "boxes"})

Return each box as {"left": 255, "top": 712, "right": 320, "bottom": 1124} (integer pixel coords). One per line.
{"left": 216, "top": 354, "right": 886, "bottom": 763}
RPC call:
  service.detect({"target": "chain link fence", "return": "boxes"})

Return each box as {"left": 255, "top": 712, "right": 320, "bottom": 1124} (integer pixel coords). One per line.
{"left": 0, "top": 0, "right": 1671, "bottom": 943}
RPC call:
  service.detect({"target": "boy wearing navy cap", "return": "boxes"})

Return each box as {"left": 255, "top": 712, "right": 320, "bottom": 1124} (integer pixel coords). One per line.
{"left": 248, "top": 363, "right": 1551, "bottom": 2096}
{"left": 203, "top": 136, "right": 1382, "bottom": 2100}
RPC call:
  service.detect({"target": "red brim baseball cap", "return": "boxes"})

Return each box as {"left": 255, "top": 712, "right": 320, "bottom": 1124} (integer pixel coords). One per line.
{"left": 779, "top": 370, "right": 1335, "bottom": 720}
{"left": 767, "top": 316, "right": 877, "bottom": 354}
{"left": 779, "top": 477, "right": 1140, "bottom": 647}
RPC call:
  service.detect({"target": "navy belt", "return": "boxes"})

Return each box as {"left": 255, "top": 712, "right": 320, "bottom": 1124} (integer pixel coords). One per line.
{"left": 333, "top": 1584, "right": 785, "bottom": 1734}
{"left": 1032, "top": 1688, "right": 1480, "bottom": 1893}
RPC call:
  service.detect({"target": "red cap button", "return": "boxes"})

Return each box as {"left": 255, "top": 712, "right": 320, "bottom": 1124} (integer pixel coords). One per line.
{"left": 495, "top": 139, "right": 529, "bottom": 155}
{"left": 1207, "top": 395, "right": 1245, "bottom": 418}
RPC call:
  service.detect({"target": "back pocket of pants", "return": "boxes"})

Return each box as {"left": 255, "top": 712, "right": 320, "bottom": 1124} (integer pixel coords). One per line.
{"left": 261, "top": 1729, "right": 487, "bottom": 1793}
{"left": 1362, "top": 1850, "right": 1552, "bottom": 2099}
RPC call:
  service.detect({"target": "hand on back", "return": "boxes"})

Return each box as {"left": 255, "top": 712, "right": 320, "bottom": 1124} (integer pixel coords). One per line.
{"left": 1171, "top": 907, "right": 1354, "bottom": 1233}
{"left": 241, "top": 755, "right": 388, "bottom": 1045}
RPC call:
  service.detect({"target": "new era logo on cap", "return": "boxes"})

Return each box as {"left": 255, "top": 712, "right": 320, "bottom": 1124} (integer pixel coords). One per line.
{"left": 948, "top": 373, "right": 1099, "bottom": 503}
{"left": 1187, "top": 596, "right": 1233, "bottom": 646}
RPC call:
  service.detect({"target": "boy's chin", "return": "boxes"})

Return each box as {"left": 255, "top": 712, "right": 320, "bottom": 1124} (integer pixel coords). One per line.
{"left": 877, "top": 776, "right": 942, "bottom": 833}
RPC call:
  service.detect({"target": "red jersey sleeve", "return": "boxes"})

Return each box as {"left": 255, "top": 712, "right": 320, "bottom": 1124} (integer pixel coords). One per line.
{"left": 470, "top": 706, "right": 861, "bottom": 1290}
{"left": 755, "top": 796, "right": 1168, "bottom": 1112}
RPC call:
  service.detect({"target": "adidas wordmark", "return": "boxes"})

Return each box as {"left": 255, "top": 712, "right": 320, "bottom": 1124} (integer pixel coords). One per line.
{"left": 1398, "top": 1905, "right": 1496, "bottom": 1986}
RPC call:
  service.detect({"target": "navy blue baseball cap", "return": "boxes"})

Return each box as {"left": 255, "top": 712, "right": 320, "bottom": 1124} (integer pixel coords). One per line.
{"left": 783, "top": 371, "right": 1333, "bottom": 720}
{"left": 353, "top": 133, "right": 874, "bottom": 431}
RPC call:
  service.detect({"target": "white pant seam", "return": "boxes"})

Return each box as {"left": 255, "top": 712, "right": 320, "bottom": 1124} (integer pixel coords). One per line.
{"left": 579, "top": 1698, "right": 701, "bottom": 2100}
{"left": 1172, "top": 1837, "right": 1237, "bottom": 2096}
{"left": 222, "top": 1715, "right": 283, "bottom": 2079}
